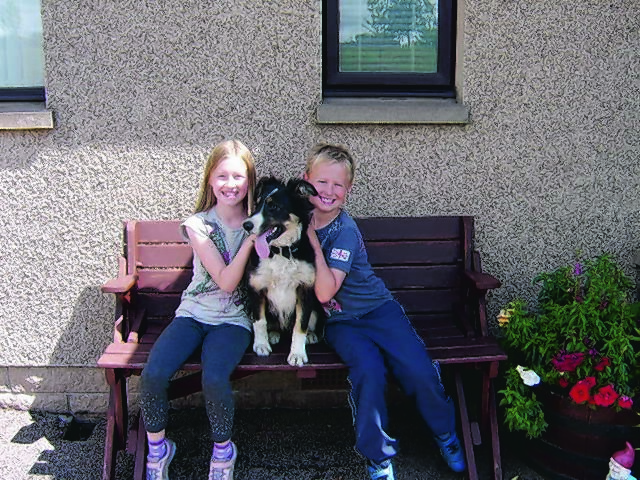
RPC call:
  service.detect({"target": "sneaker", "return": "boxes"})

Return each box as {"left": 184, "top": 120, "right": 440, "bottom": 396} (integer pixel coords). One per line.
{"left": 367, "top": 460, "right": 394, "bottom": 480}
{"left": 208, "top": 441, "right": 237, "bottom": 480}
{"left": 434, "top": 432, "right": 466, "bottom": 473}
{"left": 146, "top": 438, "right": 176, "bottom": 480}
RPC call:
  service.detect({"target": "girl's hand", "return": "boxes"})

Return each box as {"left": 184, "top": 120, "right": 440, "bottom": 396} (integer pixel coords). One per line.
{"left": 242, "top": 234, "right": 257, "bottom": 251}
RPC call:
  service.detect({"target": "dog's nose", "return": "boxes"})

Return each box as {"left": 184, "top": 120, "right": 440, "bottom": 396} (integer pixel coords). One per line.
{"left": 242, "top": 220, "right": 253, "bottom": 232}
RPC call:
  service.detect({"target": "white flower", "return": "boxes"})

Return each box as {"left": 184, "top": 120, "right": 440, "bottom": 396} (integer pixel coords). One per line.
{"left": 516, "top": 365, "right": 541, "bottom": 386}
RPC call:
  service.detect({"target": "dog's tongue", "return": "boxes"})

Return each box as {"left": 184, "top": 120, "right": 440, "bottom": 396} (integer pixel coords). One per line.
{"left": 255, "top": 230, "right": 271, "bottom": 259}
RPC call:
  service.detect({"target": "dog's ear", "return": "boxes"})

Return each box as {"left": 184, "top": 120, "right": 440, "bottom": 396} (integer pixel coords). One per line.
{"left": 288, "top": 179, "right": 318, "bottom": 198}
{"left": 254, "top": 176, "right": 279, "bottom": 203}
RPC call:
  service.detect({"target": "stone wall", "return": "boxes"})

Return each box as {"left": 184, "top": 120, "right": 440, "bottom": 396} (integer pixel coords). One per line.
{"left": 0, "top": 0, "right": 637, "bottom": 412}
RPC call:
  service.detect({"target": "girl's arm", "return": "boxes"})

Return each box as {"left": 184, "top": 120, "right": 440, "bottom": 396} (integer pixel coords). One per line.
{"left": 186, "top": 227, "right": 256, "bottom": 293}
{"left": 307, "top": 228, "right": 346, "bottom": 304}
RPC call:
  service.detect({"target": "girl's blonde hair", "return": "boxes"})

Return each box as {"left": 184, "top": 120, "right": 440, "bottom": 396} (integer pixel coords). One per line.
{"left": 305, "top": 143, "right": 356, "bottom": 186}
{"left": 195, "top": 139, "right": 257, "bottom": 214}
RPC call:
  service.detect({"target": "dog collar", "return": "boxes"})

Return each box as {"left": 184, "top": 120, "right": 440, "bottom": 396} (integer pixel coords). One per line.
{"left": 269, "top": 245, "right": 298, "bottom": 259}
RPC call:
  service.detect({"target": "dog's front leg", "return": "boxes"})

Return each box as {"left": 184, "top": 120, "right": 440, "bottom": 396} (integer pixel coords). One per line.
{"left": 287, "top": 303, "right": 309, "bottom": 367}
{"left": 253, "top": 301, "right": 271, "bottom": 356}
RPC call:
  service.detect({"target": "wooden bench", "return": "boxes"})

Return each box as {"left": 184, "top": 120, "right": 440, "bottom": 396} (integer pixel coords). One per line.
{"left": 97, "top": 216, "right": 507, "bottom": 480}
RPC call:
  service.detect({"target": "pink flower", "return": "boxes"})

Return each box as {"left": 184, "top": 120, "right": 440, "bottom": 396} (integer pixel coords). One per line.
{"left": 552, "top": 352, "right": 585, "bottom": 372}
{"left": 569, "top": 377, "right": 595, "bottom": 404}
{"left": 594, "top": 357, "right": 611, "bottom": 371}
{"left": 592, "top": 385, "right": 619, "bottom": 407}
{"left": 618, "top": 396, "right": 633, "bottom": 409}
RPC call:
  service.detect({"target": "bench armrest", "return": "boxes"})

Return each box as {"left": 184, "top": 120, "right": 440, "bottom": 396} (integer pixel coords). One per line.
{"left": 101, "top": 274, "right": 137, "bottom": 294}
{"left": 464, "top": 270, "right": 501, "bottom": 291}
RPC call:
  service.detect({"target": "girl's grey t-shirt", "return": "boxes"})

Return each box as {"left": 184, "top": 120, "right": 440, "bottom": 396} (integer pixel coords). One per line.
{"left": 173, "top": 208, "right": 251, "bottom": 331}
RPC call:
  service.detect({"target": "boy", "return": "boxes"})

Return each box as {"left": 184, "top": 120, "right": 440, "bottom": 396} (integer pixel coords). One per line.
{"left": 304, "top": 143, "right": 466, "bottom": 480}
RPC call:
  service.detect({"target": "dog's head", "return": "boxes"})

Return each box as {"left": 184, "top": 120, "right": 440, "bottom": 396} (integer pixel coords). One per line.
{"left": 243, "top": 177, "right": 317, "bottom": 259}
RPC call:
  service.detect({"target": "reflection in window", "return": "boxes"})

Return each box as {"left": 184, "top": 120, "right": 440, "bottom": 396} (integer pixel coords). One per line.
{"left": 339, "top": 0, "right": 438, "bottom": 74}
{"left": 0, "top": 0, "right": 45, "bottom": 100}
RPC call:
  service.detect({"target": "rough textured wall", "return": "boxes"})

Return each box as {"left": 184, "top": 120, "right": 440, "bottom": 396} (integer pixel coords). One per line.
{"left": 0, "top": 0, "right": 638, "bottom": 371}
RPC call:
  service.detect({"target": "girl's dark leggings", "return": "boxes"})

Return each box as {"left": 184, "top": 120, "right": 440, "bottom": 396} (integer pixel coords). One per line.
{"left": 139, "top": 316, "right": 251, "bottom": 442}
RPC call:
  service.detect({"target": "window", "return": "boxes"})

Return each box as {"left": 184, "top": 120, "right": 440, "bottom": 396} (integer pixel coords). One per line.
{"left": 323, "top": 0, "right": 456, "bottom": 98}
{"left": 0, "top": 0, "right": 46, "bottom": 102}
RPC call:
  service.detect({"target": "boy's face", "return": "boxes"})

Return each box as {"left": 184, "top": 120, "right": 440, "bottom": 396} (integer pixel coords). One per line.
{"left": 304, "top": 161, "right": 351, "bottom": 217}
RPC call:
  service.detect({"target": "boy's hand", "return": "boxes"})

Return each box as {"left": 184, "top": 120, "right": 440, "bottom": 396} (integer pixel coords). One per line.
{"left": 307, "top": 214, "right": 322, "bottom": 254}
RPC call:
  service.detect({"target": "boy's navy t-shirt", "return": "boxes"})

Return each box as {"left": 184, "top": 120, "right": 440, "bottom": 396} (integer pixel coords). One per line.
{"left": 315, "top": 210, "right": 393, "bottom": 321}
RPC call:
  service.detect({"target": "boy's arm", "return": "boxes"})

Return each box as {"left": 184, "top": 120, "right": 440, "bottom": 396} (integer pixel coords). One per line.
{"left": 187, "top": 227, "right": 256, "bottom": 293}
{"left": 307, "top": 228, "right": 346, "bottom": 303}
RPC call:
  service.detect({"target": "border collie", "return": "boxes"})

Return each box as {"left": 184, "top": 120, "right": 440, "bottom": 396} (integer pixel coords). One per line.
{"left": 242, "top": 177, "right": 325, "bottom": 367}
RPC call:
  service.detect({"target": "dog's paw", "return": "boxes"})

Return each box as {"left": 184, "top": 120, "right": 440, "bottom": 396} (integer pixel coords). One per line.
{"left": 305, "top": 332, "right": 319, "bottom": 344}
{"left": 268, "top": 331, "right": 281, "bottom": 345}
{"left": 287, "top": 351, "right": 308, "bottom": 367}
{"left": 253, "top": 341, "right": 272, "bottom": 356}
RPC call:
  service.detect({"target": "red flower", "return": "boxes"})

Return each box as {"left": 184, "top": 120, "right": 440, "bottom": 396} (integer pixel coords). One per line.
{"left": 558, "top": 378, "right": 569, "bottom": 388}
{"left": 592, "top": 385, "right": 619, "bottom": 407}
{"left": 594, "top": 357, "right": 611, "bottom": 371}
{"left": 569, "top": 377, "right": 595, "bottom": 404}
{"left": 618, "top": 396, "right": 633, "bottom": 409}
{"left": 552, "top": 352, "right": 585, "bottom": 372}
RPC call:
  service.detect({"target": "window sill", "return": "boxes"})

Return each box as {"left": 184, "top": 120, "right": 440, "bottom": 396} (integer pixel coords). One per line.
{"left": 0, "top": 102, "right": 54, "bottom": 130}
{"left": 316, "top": 97, "right": 469, "bottom": 125}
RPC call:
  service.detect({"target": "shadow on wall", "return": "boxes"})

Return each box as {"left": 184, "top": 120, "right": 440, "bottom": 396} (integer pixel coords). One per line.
{"left": 20, "top": 286, "right": 114, "bottom": 414}
{"left": 49, "top": 285, "right": 114, "bottom": 367}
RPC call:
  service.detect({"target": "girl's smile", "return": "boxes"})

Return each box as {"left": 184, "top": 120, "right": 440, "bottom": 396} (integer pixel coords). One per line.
{"left": 209, "top": 155, "right": 249, "bottom": 208}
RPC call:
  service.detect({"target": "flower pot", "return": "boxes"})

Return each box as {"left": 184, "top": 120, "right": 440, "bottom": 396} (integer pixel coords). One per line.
{"left": 523, "top": 388, "right": 639, "bottom": 480}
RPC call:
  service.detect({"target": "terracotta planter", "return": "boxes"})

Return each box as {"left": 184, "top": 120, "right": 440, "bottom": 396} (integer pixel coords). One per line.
{"left": 523, "top": 388, "right": 639, "bottom": 480}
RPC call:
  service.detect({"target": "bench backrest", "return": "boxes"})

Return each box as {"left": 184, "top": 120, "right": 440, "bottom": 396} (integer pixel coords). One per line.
{"left": 121, "top": 216, "right": 477, "bottom": 344}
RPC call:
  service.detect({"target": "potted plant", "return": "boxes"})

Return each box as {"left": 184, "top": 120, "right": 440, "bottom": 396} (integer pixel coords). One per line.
{"left": 497, "top": 253, "right": 640, "bottom": 442}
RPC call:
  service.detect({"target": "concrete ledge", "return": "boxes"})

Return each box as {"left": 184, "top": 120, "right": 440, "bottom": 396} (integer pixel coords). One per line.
{"left": 316, "top": 97, "right": 469, "bottom": 124}
{"left": 0, "top": 102, "right": 54, "bottom": 130}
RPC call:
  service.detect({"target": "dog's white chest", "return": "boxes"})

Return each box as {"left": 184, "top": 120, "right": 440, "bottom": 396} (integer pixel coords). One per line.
{"left": 250, "top": 256, "right": 315, "bottom": 319}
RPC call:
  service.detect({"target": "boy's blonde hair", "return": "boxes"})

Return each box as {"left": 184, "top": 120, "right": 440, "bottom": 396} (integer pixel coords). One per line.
{"left": 305, "top": 143, "right": 356, "bottom": 186}
{"left": 195, "top": 139, "right": 257, "bottom": 214}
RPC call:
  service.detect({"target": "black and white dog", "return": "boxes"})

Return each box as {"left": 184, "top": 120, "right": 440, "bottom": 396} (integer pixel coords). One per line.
{"left": 242, "top": 177, "right": 325, "bottom": 367}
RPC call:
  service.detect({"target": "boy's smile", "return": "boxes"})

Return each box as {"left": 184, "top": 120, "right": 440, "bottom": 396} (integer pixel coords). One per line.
{"left": 304, "top": 161, "right": 351, "bottom": 222}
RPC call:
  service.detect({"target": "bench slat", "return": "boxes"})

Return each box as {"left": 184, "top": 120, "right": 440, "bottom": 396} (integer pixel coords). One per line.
{"left": 131, "top": 289, "right": 465, "bottom": 317}
{"left": 133, "top": 220, "right": 183, "bottom": 243}
{"left": 366, "top": 240, "right": 461, "bottom": 265}
{"left": 134, "top": 265, "right": 462, "bottom": 293}
{"left": 356, "top": 216, "right": 464, "bottom": 240}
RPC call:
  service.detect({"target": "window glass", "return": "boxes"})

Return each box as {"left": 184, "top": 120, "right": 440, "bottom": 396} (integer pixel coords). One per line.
{"left": 0, "top": 0, "right": 45, "bottom": 100}
{"left": 339, "top": 0, "right": 438, "bottom": 74}
{"left": 324, "top": 0, "right": 454, "bottom": 98}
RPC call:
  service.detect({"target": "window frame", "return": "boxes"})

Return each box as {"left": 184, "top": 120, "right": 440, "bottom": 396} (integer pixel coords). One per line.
{"left": 0, "top": 87, "right": 46, "bottom": 102}
{"left": 323, "top": 0, "right": 456, "bottom": 98}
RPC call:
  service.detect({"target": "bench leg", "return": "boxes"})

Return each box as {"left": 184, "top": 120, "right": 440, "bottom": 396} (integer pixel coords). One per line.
{"left": 133, "top": 413, "right": 147, "bottom": 480}
{"left": 102, "top": 369, "right": 128, "bottom": 480}
{"left": 454, "top": 370, "right": 479, "bottom": 480}
{"left": 489, "top": 381, "right": 503, "bottom": 480}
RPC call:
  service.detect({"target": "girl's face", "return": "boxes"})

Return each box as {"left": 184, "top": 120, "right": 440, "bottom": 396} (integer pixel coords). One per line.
{"left": 304, "top": 161, "right": 351, "bottom": 217}
{"left": 208, "top": 155, "right": 249, "bottom": 208}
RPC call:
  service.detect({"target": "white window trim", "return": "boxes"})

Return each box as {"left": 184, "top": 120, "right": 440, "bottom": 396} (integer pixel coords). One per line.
{"left": 0, "top": 102, "right": 54, "bottom": 130}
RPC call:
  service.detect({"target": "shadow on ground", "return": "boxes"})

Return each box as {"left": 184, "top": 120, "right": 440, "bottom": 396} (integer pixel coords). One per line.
{"left": 2, "top": 406, "right": 546, "bottom": 480}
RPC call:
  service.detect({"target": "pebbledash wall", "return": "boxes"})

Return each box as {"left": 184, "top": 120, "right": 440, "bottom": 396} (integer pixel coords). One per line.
{"left": 0, "top": 1, "right": 638, "bottom": 414}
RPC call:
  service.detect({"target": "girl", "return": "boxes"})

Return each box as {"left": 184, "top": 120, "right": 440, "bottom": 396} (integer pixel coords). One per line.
{"left": 139, "top": 139, "right": 257, "bottom": 480}
{"left": 304, "top": 143, "right": 465, "bottom": 480}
